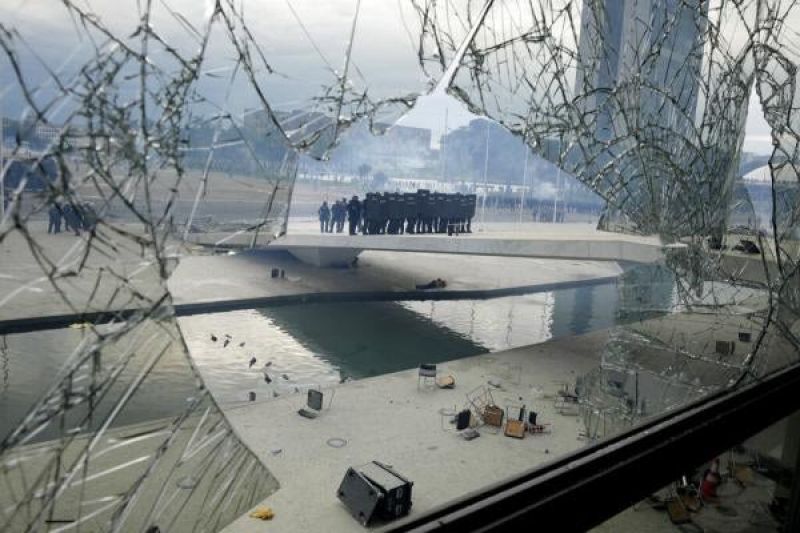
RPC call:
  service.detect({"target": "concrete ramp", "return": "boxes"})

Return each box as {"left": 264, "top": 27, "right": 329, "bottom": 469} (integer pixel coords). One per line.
{"left": 269, "top": 229, "right": 679, "bottom": 267}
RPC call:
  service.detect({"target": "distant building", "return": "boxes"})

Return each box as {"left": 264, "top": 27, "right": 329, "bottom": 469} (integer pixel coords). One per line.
{"left": 575, "top": 0, "right": 710, "bottom": 235}
{"left": 576, "top": 0, "right": 707, "bottom": 141}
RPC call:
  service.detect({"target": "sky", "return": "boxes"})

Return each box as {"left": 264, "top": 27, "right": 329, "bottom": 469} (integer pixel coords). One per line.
{"left": 0, "top": 0, "right": 788, "bottom": 155}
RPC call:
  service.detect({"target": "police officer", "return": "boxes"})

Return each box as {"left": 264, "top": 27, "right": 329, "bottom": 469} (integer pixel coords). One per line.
{"left": 363, "top": 193, "right": 377, "bottom": 235}
{"left": 395, "top": 193, "right": 406, "bottom": 234}
{"left": 451, "top": 192, "right": 463, "bottom": 234}
{"left": 377, "top": 193, "right": 389, "bottom": 234}
{"left": 386, "top": 192, "right": 400, "bottom": 234}
{"left": 466, "top": 193, "right": 477, "bottom": 233}
{"left": 347, "top": 195, "right": 361, "bottom": 235}
{"left": 442, "top": 193, "right": 455, "bottom": 234}
{"left": 331, "top": 200, "right": 341, "bottom": 233}
{"left": 47, "top": 202, "right": 62, "bottom": 234}
{"left": 318, "top": 201, "right": 330, "bottom": 233}
{"left": 418, "top": 189, "right": 433, "bottom": 233}
{"left": 338, "top": 198, "right": 348, "bottom": 232}
{"left": 403, "top": 192, "right": 417, "bottom": 234}
{"left": 433, "top": 193, "right": 445, "bottom": 233}
{"left": 458, "top": 192, "right": 470, "bottom": 233}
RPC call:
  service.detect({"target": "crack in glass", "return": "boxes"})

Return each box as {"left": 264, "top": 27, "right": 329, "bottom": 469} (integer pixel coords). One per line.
{"left": 1, "top": 0, "right": 800, "bottom": 530}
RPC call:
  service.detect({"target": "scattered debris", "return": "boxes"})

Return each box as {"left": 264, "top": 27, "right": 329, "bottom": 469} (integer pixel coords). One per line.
{"left": 416, "top": 278, "right": 447, "bottom": 290}
{"left": 210, "top": 334, "right": 217, "bottom": 342}
{"left": 248, "top": 357, "right": 257, "bottom": 368}
{"left": 460, "top": 428, "right": 480, "bottom": 440}
{"left": 734, "top": 465, "right": 754, "bottom": 486}
{"left": 436, "top": 375, "right": 455, "bottom": 389}
{"left": 666, "top": 499, "right": 691, "bottom": 524}
{"left": 248, "top": 507, "right": 274, "bottom": 521}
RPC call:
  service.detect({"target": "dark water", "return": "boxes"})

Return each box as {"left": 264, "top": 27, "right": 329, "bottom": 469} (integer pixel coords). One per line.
{"left": 175, "top": 283, "right": 620, "bottom": 405}
{"left": 1, "top": 283, "right": 619, "bottom": 440}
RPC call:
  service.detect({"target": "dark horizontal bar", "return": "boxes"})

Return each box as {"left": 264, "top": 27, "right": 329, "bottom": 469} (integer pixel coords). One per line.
{"left": 388, "top": 360, "right": 800, "bottom": 533}
{"left": 0, "top": 275, "right": 617, "bottom": 335}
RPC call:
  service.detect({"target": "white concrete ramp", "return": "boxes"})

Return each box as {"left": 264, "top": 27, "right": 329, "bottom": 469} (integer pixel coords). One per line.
{"left": 269, "top": 227, "right": 679, "bottom": 267}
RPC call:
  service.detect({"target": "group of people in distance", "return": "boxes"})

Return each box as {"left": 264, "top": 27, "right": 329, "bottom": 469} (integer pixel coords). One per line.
{"left": 318, "top": 189, "right": 477, "bottom": 236}
{"left": 47, "top": 202, "right": 97, "bottom": 235}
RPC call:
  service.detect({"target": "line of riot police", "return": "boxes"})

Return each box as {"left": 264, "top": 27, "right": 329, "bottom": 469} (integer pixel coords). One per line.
{"left": 343, "top": 190, "right": 477, "bottom": 235}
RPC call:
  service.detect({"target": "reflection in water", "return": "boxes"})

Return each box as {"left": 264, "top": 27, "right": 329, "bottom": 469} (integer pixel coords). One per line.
{"left": 3, "top": 284, "right": 620, "bottom": 438}
{"left": 0, "top": 324, "right": 198, "bottom": 444}
{"left": 401, "top": 283, "right": 619, "bottom": 352}
{"left": 181, "top": 284, "right": 619, "bottom": 406}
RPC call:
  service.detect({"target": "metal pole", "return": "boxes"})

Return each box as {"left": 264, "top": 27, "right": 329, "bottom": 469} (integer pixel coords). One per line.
{"left": 0, "top": 94, "right": 4, "bottom": 221}
{"left": 440, "top": 108, "right": 448, "bottom": 184}
{"left": 518, "top": 144, "right": 529, "bottom": 225}
{"left": 480, "top": 120, "right": 490, "bottom": 229}
{"left": 552, "top": 168, "right": 560, "bottom": 223}
{"left": 552, "top": 139, "right": 561, "bottom": 223}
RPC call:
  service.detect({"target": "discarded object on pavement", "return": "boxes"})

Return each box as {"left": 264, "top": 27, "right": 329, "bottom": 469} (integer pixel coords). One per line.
{"left": 436, "top": 375, "right": 455, "bottom": 389}
{"left": 504, "top": 404, "right": 526, "bottom": 438}
{"left": 337, "top": 461, "right": 413, "bottom": 526}
{"left": 483, "top": 405, "right": 504, "bottom": 427}
{"left": 666, "top": 499, "right": 691, "bottom": 524}
{"left": 249, "top": 507, "right": 275, "bottom": 520}
{"left": 455, "top": 409, "right": 471, "bottom": 430}
{"left": 460, "top": 428, "right": 480, "bottom": 440}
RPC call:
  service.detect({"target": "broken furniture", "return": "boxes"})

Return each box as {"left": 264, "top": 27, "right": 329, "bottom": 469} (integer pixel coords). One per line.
{"left": 527, "top": 424, "right": 550, "bottom": 435}
{"left": 526, "top": 410, "right": 550, "bottom": 434}
{"left": 483, "top": 404, "right": 504, "bottom": 427}
{"left": 504, "top": 404, "right": 527, "bottom": 439}
{"left": 337, "top": 461, "right": 413, "bottom": 526}
{"left": 666, "top": 498, "right": 692, "bottom": 524}
{"left": 554, "top": 382, "right": 581, "bottom": 415}
{"left": 465, "top": 385, "right": 496, "bottom": 425}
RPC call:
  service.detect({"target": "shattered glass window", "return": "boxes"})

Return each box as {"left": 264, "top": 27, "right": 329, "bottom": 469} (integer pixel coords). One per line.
{"left": 2, "top": 0, "right": 800, "bottom": 531}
